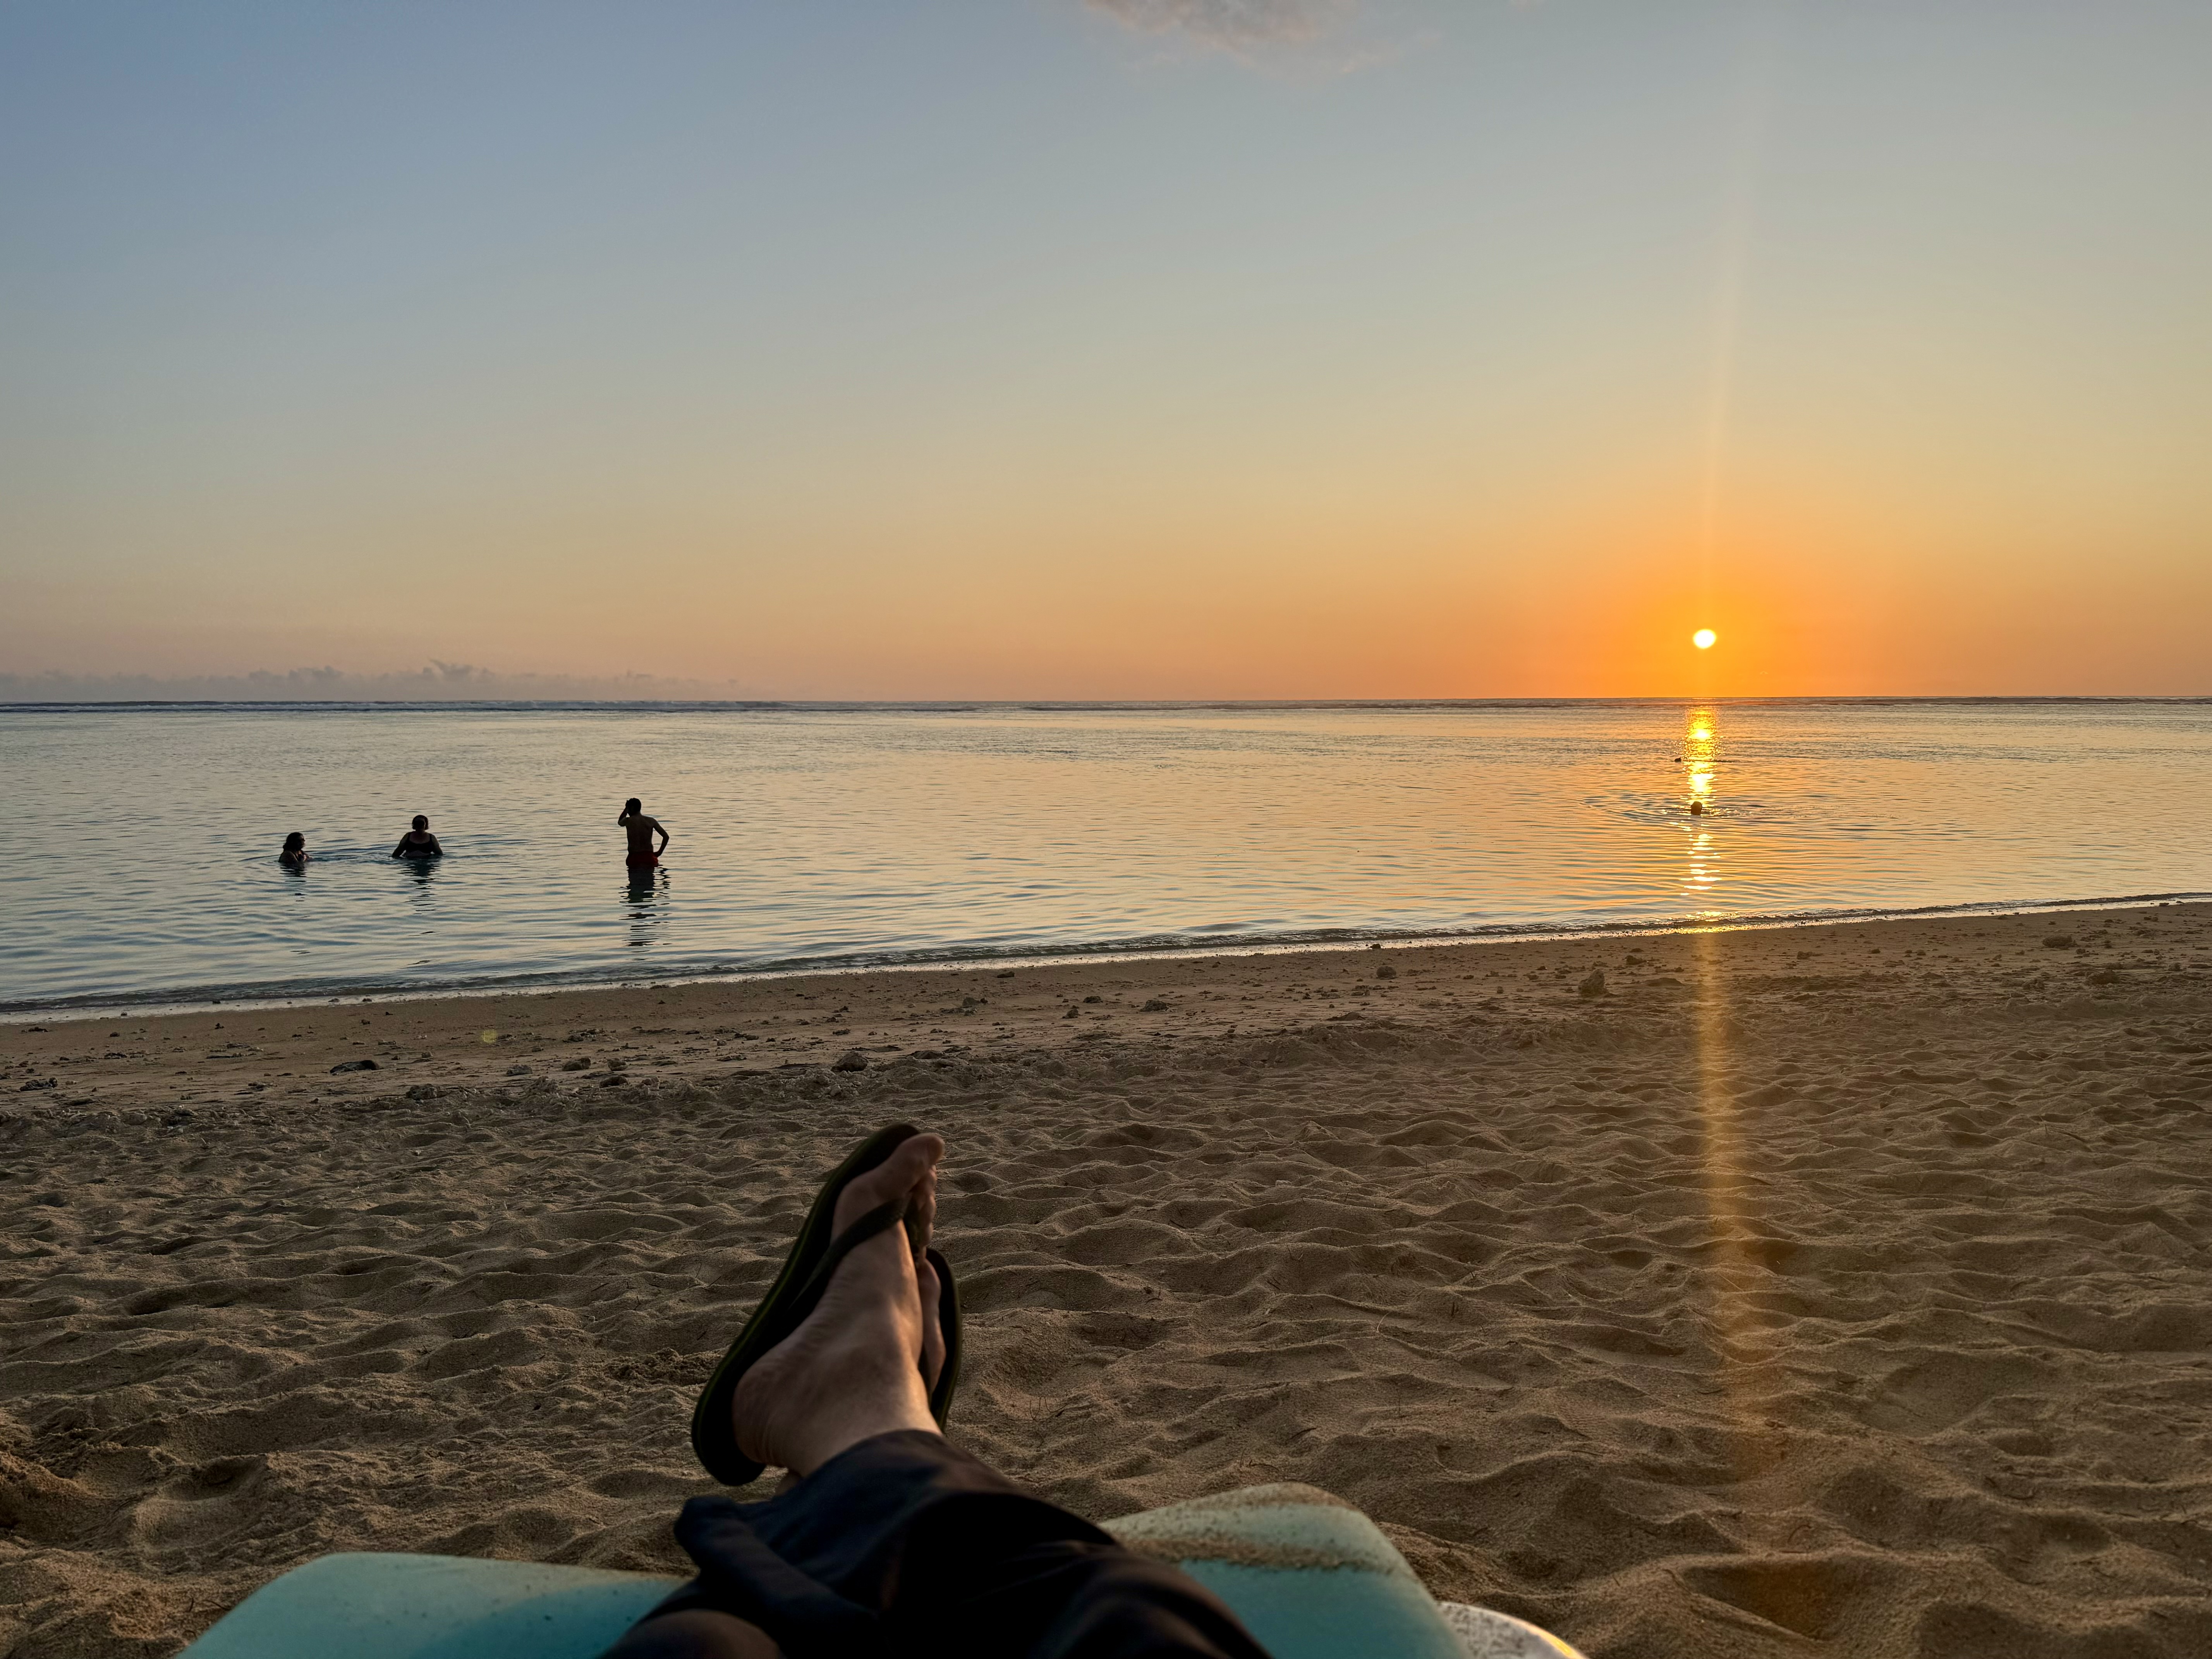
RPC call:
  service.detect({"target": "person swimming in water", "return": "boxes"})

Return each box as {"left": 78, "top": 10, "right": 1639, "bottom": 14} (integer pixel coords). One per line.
{"left": 280, "top": 832, "right": 309, "bottom": 867}
{"left": 619, "top": 798, "right": 669, "bottom": 869}
{"left": 391, "top": 815, "right": 443, "bottom": 859}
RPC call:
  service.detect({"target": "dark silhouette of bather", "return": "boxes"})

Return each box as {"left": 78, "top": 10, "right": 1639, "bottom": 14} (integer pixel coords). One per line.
{"left": 620, "top": 798, "right": 669, "bottom": 869}
{"left": 280, "top": 832, "right": 309, "bottom": 868}
{"left": 392, "top": 815, "right": 444, "bottom": 859}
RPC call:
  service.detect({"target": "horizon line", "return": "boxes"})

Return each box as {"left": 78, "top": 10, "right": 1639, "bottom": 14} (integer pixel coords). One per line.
{"left": 6, "top": 695, "right": 2211, "bottom": 713}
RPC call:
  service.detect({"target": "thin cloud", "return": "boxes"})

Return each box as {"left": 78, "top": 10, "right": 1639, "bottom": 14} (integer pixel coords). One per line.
{"left": 1083, "top": 0, "right": 1357, "bottom": 54}
{"left": 0, "top": 663, "right": 764, "bottom": 704}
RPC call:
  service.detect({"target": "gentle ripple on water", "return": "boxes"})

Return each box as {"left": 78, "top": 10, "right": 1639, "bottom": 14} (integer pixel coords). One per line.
{"left": 2, "top": 699, "right": 2209, "bottom": 1011}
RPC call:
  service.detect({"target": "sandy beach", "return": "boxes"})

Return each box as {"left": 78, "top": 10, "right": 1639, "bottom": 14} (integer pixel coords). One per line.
{"left": 6, "top": 903, "right": 2212, "bottom": 1658}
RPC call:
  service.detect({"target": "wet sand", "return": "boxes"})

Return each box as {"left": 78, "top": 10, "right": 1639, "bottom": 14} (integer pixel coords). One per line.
{"left": 6, "top": 903, "right": 2212, "bottom": 1657}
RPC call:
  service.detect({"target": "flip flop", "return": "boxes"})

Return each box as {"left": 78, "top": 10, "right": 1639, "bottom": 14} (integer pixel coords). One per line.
{"left": 924, "top": 1244, "right": 961, "bottom": 1429}
{"left": 690, "top": 1125, "right": 962, "bottom": 1486}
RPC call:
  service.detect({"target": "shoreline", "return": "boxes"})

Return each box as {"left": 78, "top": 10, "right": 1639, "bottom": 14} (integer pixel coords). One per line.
{"left": 7, "top": 904, "right": 2210, "bottom": 1113}
{"left": 6, "top": 888, "right": 2207, "bottom": 1026}
{"left": 8, "top": 900, "right": 2212, "bottom": 1658}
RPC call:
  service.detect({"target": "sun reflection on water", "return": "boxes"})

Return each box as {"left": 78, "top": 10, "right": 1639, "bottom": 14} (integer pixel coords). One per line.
{"left": 1680, "top": 706, "right": 1723, "bottom": 909}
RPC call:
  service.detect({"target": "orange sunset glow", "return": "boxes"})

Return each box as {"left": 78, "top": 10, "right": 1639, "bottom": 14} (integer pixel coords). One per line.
{"left": 7, "top": 15, "right": 2212, "bottom": 1659}
{"left": 2, "top": 3, "right": 2207, "bottom": 700}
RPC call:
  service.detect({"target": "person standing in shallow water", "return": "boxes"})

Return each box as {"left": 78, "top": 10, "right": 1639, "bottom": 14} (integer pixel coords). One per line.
{"left": 391, "top": 815, "right": 443, "bottom": 858}
{"left": 620, "top": 798, "right": 669, "bottom": 869}
{"left": 279, "top": 832, "right": 309, "bottom": 868}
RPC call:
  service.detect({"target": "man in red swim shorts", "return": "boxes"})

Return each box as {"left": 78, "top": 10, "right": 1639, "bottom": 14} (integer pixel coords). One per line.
{"left": 620, "top": 797, "right": 669, "bottom": 869}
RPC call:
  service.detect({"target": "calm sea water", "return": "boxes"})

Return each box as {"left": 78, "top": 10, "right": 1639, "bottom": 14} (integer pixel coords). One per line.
{"left": 3, "top": 700, "right": 2209, "bottom": 1013}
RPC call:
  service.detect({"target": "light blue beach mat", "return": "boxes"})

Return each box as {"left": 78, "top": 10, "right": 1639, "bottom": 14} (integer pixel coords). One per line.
{"left": 178, "top": 1483, "right": 1581, "bottom": 1659}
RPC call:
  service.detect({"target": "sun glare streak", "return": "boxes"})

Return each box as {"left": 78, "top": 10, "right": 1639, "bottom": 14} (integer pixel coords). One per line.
{"left": 1689, "top": 927, "right": 1778, "bottom": 1477}
{"left": 1676, "top": 705, "right": 1783, "bottom": 1479}
{"left": 1694, "top": 15, "right": 1785, "bottom": 603}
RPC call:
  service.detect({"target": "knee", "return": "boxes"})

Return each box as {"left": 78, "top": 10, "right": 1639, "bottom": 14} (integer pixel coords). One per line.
{"left": 599, "top": 1609, "right": 785, "bottom": 1659}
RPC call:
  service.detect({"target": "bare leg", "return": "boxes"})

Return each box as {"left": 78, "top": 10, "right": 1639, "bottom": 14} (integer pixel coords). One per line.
{"left": 731, "top": 1132, "right": 946, "bottom": 1478}
{"left": 603, "top": 1134, "right": 949, "bottom": 1659}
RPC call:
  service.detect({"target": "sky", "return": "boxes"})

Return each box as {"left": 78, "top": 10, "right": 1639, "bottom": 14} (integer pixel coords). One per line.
{"left": 2, "top": 0, "right": 2208, "bottom": 699}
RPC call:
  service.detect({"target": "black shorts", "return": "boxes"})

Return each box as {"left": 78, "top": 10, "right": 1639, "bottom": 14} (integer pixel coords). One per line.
{"left": 613, "top": 1430, "right": 1270, "bottom": 1659}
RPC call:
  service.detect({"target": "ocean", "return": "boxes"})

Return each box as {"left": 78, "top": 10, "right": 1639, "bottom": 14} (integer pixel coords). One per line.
{"left": 3, "top": 699, "right": 2208, "bottom": 1013}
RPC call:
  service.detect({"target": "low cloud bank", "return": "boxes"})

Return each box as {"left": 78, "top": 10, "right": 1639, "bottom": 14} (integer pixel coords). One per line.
{"left": 0, "top": 662, "right": 755, "bottom": 703}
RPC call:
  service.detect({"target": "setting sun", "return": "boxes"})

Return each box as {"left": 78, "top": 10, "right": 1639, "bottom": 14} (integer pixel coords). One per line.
{"left": 1693, "top": 629, "right": 1718, "bottom": 651}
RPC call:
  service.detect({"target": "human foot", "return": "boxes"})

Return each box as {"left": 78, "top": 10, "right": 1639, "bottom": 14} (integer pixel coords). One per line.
{"left": 731, "top": 1132, "right": 947, "bottom": 1478}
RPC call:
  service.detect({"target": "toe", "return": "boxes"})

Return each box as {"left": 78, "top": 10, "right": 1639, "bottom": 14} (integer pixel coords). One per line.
{"left": 909, "top": 1161, "right": 938, "bottom": 1255}
{"left": 831, "top": 1132, "right": 943, "bottom": 1238}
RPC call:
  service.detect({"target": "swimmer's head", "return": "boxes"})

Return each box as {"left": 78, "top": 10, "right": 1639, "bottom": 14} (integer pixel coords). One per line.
{"left": 412, "top": 814, "right": 429, "bottom": 831}
{"left": 283, "top": 832, "right": 305, "bottom": 853}
{"left": 623, "top": 797, "right": 642, "bottom": 817}
{"left": 1689, "top": 800, "right": 1704, "bottom": 815}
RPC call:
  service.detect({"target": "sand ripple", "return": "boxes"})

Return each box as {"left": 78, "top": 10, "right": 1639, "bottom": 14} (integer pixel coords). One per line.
{"left": 7, "top": 913, "right": 2212, "bottom": 1656}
